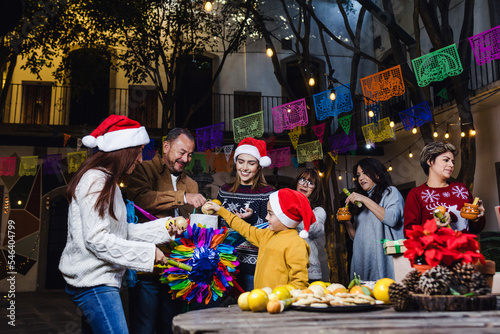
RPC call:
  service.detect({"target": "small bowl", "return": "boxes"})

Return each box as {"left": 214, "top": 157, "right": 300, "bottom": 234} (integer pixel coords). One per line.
{"left": 337, "top": 207, "right": 352, "bottom": 221}
{"left": 460, "top": 203, "right": 479, "bottom": 220}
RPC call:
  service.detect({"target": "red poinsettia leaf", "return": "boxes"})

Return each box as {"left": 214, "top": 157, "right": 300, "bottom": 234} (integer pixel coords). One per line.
{"left": 423, "top": 219, "right": 438, "bottom": 234}
{"left": 424, "top": 248, "right": 443, "bottom": 267}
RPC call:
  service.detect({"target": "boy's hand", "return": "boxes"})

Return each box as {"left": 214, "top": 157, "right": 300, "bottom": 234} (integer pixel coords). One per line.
{"left": 204, "top": 200, "right": 221, "bottom": 214}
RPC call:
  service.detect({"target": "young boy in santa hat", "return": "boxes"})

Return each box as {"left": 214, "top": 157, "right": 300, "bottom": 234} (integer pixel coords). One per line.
{"left": 204, "top": 188, "right": 315, "bottom": 290}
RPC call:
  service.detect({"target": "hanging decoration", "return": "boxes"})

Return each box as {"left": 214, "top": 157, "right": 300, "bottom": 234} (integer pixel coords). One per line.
{"left": 268, "top": 147, "right": 291, "bottom": 169}
{"left": 222, "top": 145, "right": 234, "bottom": 162}
{"left": 328, "top": 151, "right": 338, "bottom": 164}
{"left": 67, "top": 151, "right": 87, "bottom": 173}
{"left": 4, "top": 195, "right": 9, "bottom": 214}
{"left": 436, "top": 87, "right": 449, "bottom": 100}
{"left": 287, "top": 127, "right": 301, "bottom": 149}
{"left": 142, "top": 139, "right": 156, "bottom": 161}
{"left": 328, "top": 131, "right": 357, "bottom": 154}
{"left": 338, "top": 114, "right": 352, "bottom": 135}
{"left": 272, "top": 98, "right": 308, "bottom": 133}
{"left": 19, "top": 156, "right": 38, "bottom": 176}
{"left": 313, "top": 90, "right": 336, "bottom": 120}
{"left": 263, "top": 136, "right": 276, "bottom": 151}
{"left": 312, "top": 123, "right": 326, "bottom": 143}
{"left": 469, "top": 24, "right": 500, "bottom": 65}
{"left": 206, "top": 150, "right": 234, "bottom": 173}
{"left": 332, "top": 84, "right": 353, "bottom": 116}
{"left": 291, "top": 157, "right": 299, "bottom": 170}
{"left": 360, "top": 65, "right": 405, "bottom": 105}
{"left": 399, "top": 101, "right": 433, "bottom": 131}
{"left": 297, "top": 140, "right": 323, "bottom": 164}
{"left": 412, "top": 44, "right": 463, "bottom": 87}
{"left": 196, "top": 122, "right": 225, "bottom": 152}
{"left": 0, "top": 157, "right": 16, "bottom": 176}
{"left": 361, "top": 117, "right": 396, "bottom": 144}
{"left": 63, "top": 133, "right": 71, "bottom": 147}
{"left": 42, "top": 154, "right": 62, "bottom": 175}
{"left": 159, "top": 224, "right": 242, "bottom": 304}
{"left": 232, "top": 111, "right": 264, "bottom": 143}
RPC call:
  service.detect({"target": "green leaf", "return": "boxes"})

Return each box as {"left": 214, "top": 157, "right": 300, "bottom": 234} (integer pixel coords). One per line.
{"left": 361, "top": 286, "right": 371, "bottom": 296}
{"left": 449, "top": 287, "right": 461, "bottom": 296}
{"left": 463, "top": 292, "right": 477, "bottom": 297}
{"left": 347, "top": 279, "right": 356, "bottom": 290}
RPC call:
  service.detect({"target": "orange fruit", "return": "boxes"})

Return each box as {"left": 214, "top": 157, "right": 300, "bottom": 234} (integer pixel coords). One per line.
{"left": 373, "top": 278, "right": 395, "bottom": 303}
{"left": 436, "top": 206, "right": 446, "bottom": 215}
{"left": 272, "top": 286, "right": 291, "bottom": 300}
{"left": 237, "top": 292, "right": 251, "bottom": 311}
{"left": 247, "top": 289, "right": 269, "bottom": 312}
{"left": 212, "top": 199, "right": 222, "bottom": 205}
{"left": 332, "top": 287, "right": 348, "bottom": 295}
{"left": 350, "top": 285, "right": 373, "bottom": 296}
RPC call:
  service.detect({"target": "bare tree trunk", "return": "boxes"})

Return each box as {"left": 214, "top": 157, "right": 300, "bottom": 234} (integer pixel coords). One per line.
{"left": 0, "top": 56, "right": 17, "bottom": 123}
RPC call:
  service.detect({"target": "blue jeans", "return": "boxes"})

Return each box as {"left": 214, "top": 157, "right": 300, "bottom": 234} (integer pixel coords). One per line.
{"left": 65, "top": 284, "right": 128, "bottom": 334}
{"left": 128, "top": 278, "right": 182, "bottom": 334}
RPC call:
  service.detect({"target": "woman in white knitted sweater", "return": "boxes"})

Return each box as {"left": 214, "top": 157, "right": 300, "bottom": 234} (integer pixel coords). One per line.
{"left": 59, "top": 115, "right": 179, "bottom": 334}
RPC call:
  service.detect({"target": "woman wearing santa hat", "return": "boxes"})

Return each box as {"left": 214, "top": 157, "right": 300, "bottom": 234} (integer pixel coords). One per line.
{"left": 59, "top": 115, "right": 180, "bottom": 333}
{"left": 216, "top": 137, "right": 274, "bottom": 291}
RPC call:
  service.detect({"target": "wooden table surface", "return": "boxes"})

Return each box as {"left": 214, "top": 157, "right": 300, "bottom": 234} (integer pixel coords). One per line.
{"left": 173, "top": 302, "right": 500, "bottom": 333}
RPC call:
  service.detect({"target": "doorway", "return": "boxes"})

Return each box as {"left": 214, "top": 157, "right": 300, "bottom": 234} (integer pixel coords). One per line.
{"left": 68, "top": 48, "right": 111, "bottom": 126}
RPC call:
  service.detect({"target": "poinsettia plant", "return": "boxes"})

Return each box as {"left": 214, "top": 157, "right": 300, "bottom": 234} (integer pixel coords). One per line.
{"left": 404, "top": 219, "right": 485, "bottom": 267}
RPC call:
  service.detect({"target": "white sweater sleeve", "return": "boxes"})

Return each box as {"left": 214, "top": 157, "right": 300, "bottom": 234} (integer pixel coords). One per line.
{"left": 128, "top": 217, "right": 173, "bottom": 244}
{"left": 76, "top": 172, "right": 169, "bottom": 272}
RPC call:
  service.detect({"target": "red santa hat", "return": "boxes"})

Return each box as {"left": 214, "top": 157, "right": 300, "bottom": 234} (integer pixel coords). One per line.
{"left": 269, "top": 188, "right": 316, "bottom": 238}
{"left": 234, "top": 137, "right": 271, "bottom": 167}
{"left": 82, "top": 115, "right": 150, "bottom": 152}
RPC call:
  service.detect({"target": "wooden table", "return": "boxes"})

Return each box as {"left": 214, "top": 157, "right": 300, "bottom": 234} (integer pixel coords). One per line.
{"left": 173, "top": 302, "right": 500, "bottom": 333}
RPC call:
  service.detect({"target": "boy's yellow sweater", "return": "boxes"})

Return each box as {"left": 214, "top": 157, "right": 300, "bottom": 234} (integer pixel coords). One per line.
{"left": 218, "top": 207, "right": 310, "bottom": 290}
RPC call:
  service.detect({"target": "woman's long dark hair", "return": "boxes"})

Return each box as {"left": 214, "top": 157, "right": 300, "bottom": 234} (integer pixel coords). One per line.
{"left": 290, "top": 167, "right": 325, "bottom": 209}
{"left": 66, "top": 146, "right": 142, "bottom": 220}
{"left": 352, "top": 158, "right": 392, "bottom": 211}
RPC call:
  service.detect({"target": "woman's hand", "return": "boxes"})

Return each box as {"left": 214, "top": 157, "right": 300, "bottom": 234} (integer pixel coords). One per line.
{"left": 477, "top": 199, "right": 485, "bottom": 219}
{"left": 155, "top": 247, "right": 168, "bottom": 265}
{"left": 345, "top": 192, "right": 366, "bottom": 206}
{"left": 434, "top": 212, "right": 451, "bottom": 228}
{"left": 235, "top": 207, "right": 253, "bottom": 219}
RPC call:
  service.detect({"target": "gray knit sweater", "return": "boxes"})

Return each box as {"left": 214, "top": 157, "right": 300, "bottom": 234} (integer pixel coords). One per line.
{"left": 59, "top": 169, "right": 174, "bottom": 288}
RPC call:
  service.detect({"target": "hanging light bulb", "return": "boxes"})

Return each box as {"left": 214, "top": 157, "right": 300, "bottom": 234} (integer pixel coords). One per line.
{"left": 409, "top": 149, "right": 413, "bottom": 158}
{"left": 329, "top": 90, "right": 336, "bottom": 100}
{"left": 119, "top": 182, "right": 125, "bottom": 188}
{"left": 17, "top": 200, "right": 22, "bottom": 205}
{"left": 388, "top": 163, "right": 393, "bottom": 172}
{"left": 318, "top": 170, "right": 324, "bottom": 177}
{"left": 368, "top": 110, "right": 374, "bottom": 117}
{"left": 366, "top": 143, "right": 371, "bottom": 149}
{"left": 433, "top": 131, "right": 438, "bottom": 138}
{"left": 204, "top": 1, "right": 212, "bottom": 11}
{"left": 389, "top": 121, "right": 395, "bottom": 128}
{"left": 287, "top": 106, "right": 292, "bottom": 113}
{"left": 266, "top": 43, "right": 273, "bottom": 57}
{"left": 470, "top": 129, "right": 476, "bottom": 136}
{"left": 412, "top": 126, "right": 417, "bottom": 134}
{"left": 338, "top": 174, "right": 342, "bottom": 180}
{"left": 444, "top": 131, "right": 450, "bottom": 139}
{"left": 461, "top": 131, "right": 465, "bottom": 137}
{"left": 308, "top": 75, "right": 315, "bottom": 86}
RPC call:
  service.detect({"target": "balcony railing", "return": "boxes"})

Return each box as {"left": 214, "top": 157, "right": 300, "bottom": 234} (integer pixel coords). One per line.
{"left": 2, "top": 57, "right": 499, "bottom": 136}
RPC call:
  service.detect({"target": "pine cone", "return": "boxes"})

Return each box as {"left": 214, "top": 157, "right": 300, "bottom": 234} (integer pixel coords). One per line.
{"left": 469, "top": 272, "right": 492, "bottom": 296}
{"left": 452, "top": 262, "right": 476, "bottom": 287}
{"left": 418, "top": 265, "right": 453, "bottom": 295}
{"left": 402, "top": 269, "right": 422, "bottom": 293}
{"left": 389, "top": 282, "right": 412, "bottom": 312}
